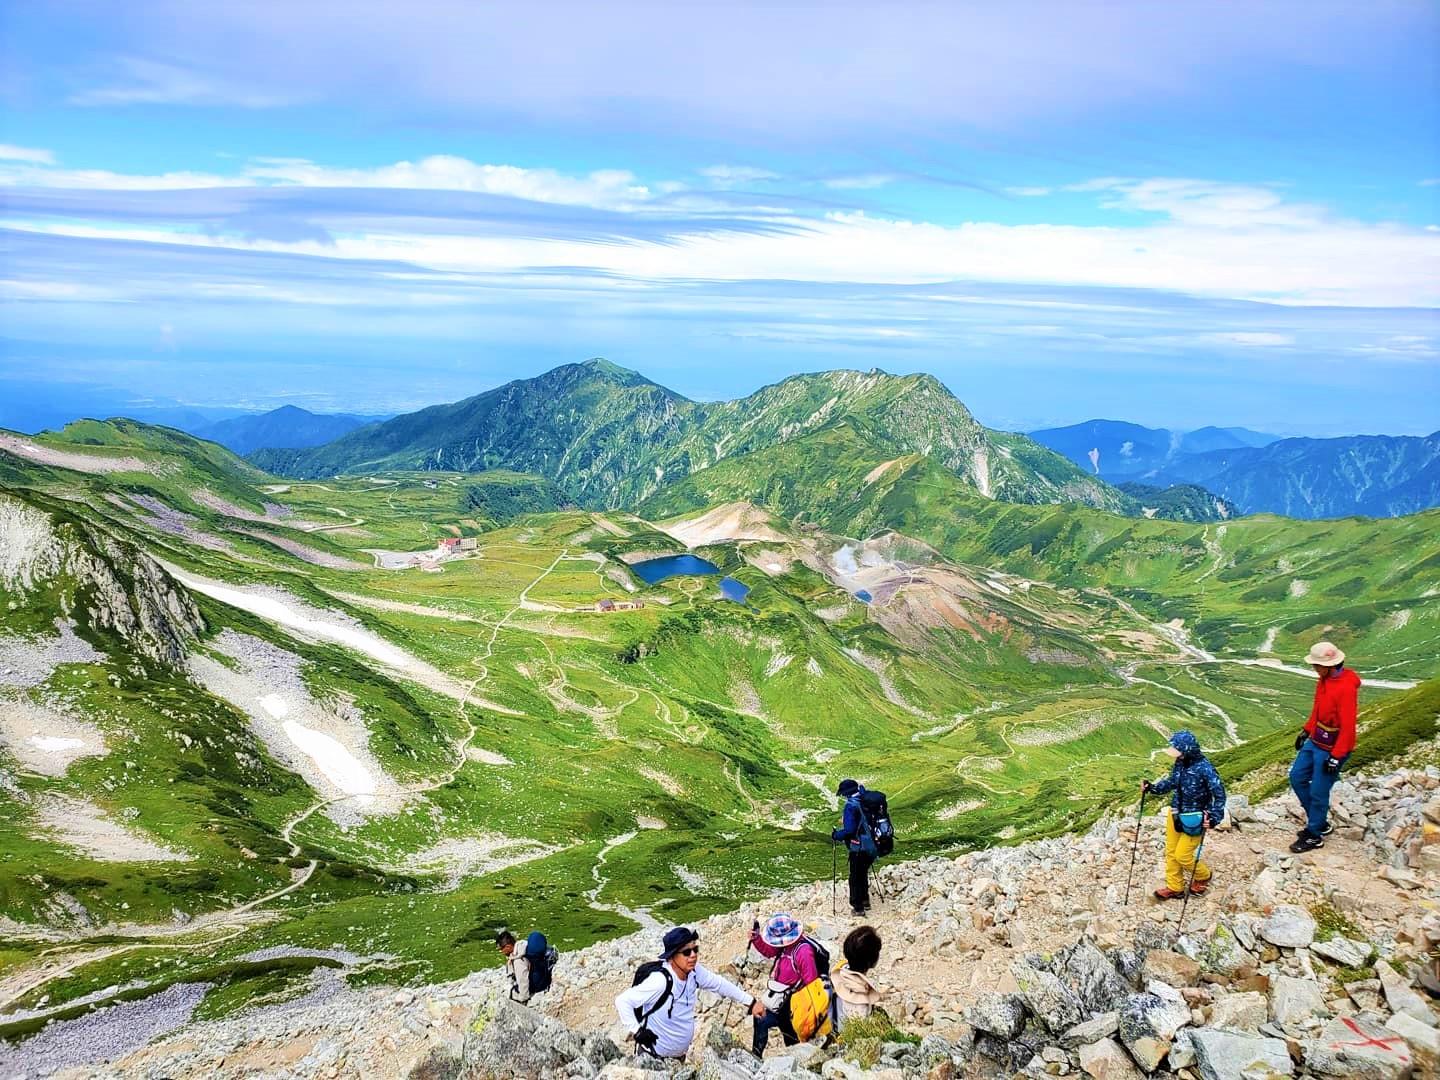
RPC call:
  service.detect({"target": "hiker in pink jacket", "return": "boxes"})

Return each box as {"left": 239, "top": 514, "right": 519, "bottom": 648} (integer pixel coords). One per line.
{"left": 749, "top": 913, "right": 822, "bottom": 1058}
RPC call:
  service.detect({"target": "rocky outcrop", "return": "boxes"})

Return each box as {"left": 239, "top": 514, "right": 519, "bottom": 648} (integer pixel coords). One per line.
{"left": 0, "top": 490, "right": 204, "bottom": 665}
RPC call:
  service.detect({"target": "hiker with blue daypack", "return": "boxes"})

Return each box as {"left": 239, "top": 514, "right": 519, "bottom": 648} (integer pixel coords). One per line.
{"left": 496, "top": 929, "right": 557, "bottom": 1003}
{"left": 1141, "top": 730, "right": 1227, "bottom": 900}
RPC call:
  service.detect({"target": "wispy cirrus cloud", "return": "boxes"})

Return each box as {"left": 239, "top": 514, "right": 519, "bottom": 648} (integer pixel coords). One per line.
{"left": 0, "top": 145, "right": 56, "bottom": 165}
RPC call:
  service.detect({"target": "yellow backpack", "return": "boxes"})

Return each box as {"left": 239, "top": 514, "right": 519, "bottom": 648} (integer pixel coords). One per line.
{"left": 787, "top": 959, "right": 841, "bottom": 1042}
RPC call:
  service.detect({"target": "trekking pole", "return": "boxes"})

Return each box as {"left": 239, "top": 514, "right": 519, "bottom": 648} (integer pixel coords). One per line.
{"left": 831, "top": 838, "right": 838, "bottom": 917}
{"left": 1123, "top": 787, "right": 1148, "bottom": 907}
{"left": 1175, "top": 829, "right": 1207, "bottom": 940}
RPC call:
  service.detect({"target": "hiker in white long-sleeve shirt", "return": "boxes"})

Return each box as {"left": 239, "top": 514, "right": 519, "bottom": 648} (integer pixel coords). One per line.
{"left": 496, "top": 930, "right": 531, "bottom": 1003}
{"left": 614, "top": 926, "right": 763, "bottom": 1059}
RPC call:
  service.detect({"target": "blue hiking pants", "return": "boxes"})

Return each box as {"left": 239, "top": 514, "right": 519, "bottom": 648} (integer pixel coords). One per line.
{"left": 1289, "top": 739, "right": 1347, "bottom": 837}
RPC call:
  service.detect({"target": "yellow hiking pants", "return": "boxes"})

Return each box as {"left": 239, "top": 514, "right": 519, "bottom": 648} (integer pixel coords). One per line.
{"left": 1164, "top": 810, "right": 1211, "bottom": 892}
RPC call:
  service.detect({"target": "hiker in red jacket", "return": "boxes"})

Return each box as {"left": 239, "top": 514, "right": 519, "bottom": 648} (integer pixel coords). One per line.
{"left": 1288, "top": 641, "right": 1360, "bottom": 853}
{"left": 749, "top": 913, "right": 822, "bottom": 1058}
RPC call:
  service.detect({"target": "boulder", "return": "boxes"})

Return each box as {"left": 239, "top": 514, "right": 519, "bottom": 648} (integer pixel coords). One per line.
{"left": 1055, "top": 939, "right": 1135, "bottom": 1013}
{"left": 1375, "top": 960, "right": 1436, "bottom": 1027}
{"left": 1118, "top": 988, "right": 1189, "bottom": 1073}
{"left": 1269, "top": 974, "right": 1328, "bottom": 1028}
{"left": 967, "top": 992, "right": 1027, "bottom": 1039}
{"left": 1259, "top": 906, "right": 1316, "bottom": 950}
{"left": 1188, "top": 1029, "right": 1293, "bottom": 1080}
{"left": 1142, "top": 950, "right": 1201, "bottom": 988}
{"left": 1061, "top": 1012, "right": 1121, "bottom": 1049}
{"left": 1385, "top": 1011, "right": 1439, "bottom": 1056}
{"left": 460, "top": 994, "right": 587, "bottom": 1079}
{"left": 1192, "top": 924, "right": 1254, "bottom": 979}
{"left": 1207, "top": 991, "right": 1268, "bottom": 1034}
{"left": 1013, "top": 961, "right": 1086, "bottom": 1035}
{"left": 1311, "top": 936, "right": 1369, "bottom": 969}
{"left": 1307, "top": 1015, "right": 1415, "bottom": 1079}
{"left": 1168, "top": 1028, "right": 1197, "bottom": 1070}
{"left": 1077, "top": 1037, "right": 1145, "bottom": 1080}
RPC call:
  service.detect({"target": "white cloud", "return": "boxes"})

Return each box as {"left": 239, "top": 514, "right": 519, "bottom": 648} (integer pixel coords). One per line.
{"left": 1198, "top": 332, "right": 1295, "bottom": 347}
{"left": 242, "top": 156, "right": 652, "bottom": 208}
{"left": 70, "top": 58, "right": 293, "bottom": 108}
{"left": 699, "top": 165, "right": 780, "bottom": 186}
{"left": 821, "top": 173, "right": 895, "bottom": 190}
{"left": 0, "top": 163, "right": 246, "bottom": 190}
{"left": 1005, "top": 186, "right": 1052, "bottom": 197}
{"left": 1349, "top": 335, "right": 1438, "bottom": 361}
{"left": 0, "top": 145, "right": 55, "bottom": 165}
{"left": 1080, "top": 178, "right": 1327, "bottom": 228}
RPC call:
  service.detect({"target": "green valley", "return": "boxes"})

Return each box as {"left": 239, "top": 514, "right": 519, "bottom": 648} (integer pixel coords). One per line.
{"left": 1, "top": 393, "right": 1436, "bottom": 1036}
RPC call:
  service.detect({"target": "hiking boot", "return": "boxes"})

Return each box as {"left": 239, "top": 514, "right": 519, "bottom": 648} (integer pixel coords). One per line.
{"left": 1320, "top": 821, "right": 1334, "bottom": 837}
{"left": 1153, "top": 887, "right": 1185, "bottom": 901}
{"left": 1187, "top": 880, "right": 1209, "bottom": 896}
{"left": 1289, "top": 832, "right": 1324, "bottom": 854}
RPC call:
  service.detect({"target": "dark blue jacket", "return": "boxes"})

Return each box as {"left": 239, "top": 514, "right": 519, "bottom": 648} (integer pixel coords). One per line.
{"left": 832, "top": 792, "right": 866, "bottom": 847}
{"left": 1149, "top": 730, "right": 1227, "bottom": 823}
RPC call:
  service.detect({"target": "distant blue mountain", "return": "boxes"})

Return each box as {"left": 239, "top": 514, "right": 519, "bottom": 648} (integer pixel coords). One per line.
{"left": 193, "top": 405, "right": 385, "bottom": 455}
{"left": 1028, "top": 419, "right": 1280, "bottom": 480}
{"left": 1147, "top": 431, "right": 1440, "bottom": 519}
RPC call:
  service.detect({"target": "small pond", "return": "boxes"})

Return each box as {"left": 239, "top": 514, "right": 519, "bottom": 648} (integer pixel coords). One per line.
{"left": 630, "top": 554, "right": 752, "bottom": 606}
{"left": 854, "top": 590, "right": 873, "bottom": 604}
{"left": 629, "top": 554, "right": 721, "bottom": 583}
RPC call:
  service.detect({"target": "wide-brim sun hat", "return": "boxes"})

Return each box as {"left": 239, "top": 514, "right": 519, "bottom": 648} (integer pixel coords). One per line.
{"left": 1305, "top": 641, "right": 1345, "bottom": 666}
{"left": 761, "top": 913, "right": 803, "bottom": 949}
{"left": 660, "top": 926, "right": 699, "bottom": 959}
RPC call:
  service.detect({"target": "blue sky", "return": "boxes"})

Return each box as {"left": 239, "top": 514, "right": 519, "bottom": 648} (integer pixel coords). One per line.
{"left": 1, "top": 1, "right": 1437, "bottom": 435}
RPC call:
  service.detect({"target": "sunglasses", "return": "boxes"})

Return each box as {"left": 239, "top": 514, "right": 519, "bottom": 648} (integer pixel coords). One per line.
{"left": 677, "top": 946, "right": 700, "bottom": 957}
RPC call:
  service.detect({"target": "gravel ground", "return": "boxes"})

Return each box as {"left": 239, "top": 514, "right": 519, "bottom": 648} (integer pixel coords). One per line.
{"left": 0, "top": 981, "right": 211, "bottom": 1077}
{"left": 229, "top": 527, "right": 365, "bottom": 570}
{"left": 0, "top": 620, "right": 105, "bottom": 689}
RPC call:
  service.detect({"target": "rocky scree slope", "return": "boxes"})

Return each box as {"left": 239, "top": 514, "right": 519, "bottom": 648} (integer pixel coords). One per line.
{"left": 61, "top": 745, "right": 1440, "bottom": 1080}
{"left": 252, "top": 361, "right": 1124, "bottom": 513}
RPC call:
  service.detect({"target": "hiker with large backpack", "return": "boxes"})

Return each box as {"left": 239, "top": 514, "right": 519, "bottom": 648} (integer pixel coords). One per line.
{"left": 832, "top": 779, "right": 893, "bottom": 916}
{"left": 1141, "top": 730, "right": 1227, "bottom": 901}
{"left": 496, "top": 929, "right": 558, "bottom": 1003}
{"left": 748, "top": 913, "right": 830, "bottom": 1058}
{"left": 614, "top": 926, "right": 764, "bottom": 1060}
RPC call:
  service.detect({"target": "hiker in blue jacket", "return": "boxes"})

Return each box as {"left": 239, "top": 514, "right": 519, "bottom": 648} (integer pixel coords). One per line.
{"left": 1142, "top": 730, "right": 1227, "bottom": 900}
{"left": 832, "top": 779, "right": 873, "bottom": 916}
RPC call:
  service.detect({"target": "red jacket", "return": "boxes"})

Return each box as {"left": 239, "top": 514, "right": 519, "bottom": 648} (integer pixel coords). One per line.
{"left": 1305, "top": 667, "right": 1360, "bottom": 758}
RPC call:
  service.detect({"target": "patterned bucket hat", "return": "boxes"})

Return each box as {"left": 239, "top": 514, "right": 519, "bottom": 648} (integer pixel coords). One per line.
{"left": 761, "top": 913, "right": 803, "bottom": 948}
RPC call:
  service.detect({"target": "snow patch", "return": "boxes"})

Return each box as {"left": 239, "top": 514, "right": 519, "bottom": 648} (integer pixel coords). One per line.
{"left": 1288, "top": 579, "right": 1309, "bottom": 598}
{"left": 283, "top": 720, "right": 377, "bottom": 801}
{"left": 806, "top": 657, "right": 824, "bottom": 678}
{"left": 0, "top": 698, "right": 106, "bottom": 776}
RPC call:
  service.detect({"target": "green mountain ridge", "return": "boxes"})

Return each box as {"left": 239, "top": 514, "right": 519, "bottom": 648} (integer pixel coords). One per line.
{"left": 252, "top": 360, "right": 1131, "bottom": 514}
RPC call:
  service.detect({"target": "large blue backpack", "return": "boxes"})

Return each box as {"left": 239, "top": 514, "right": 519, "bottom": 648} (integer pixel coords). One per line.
{"left": 524, "top": 931, "right": 558, "bottom": 996}
{"left": 859, "top": 790, "right": 895, "bottom": 858}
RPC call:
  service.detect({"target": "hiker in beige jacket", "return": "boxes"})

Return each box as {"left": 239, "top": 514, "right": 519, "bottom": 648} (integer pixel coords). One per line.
{"left": 834, "top": 925, "right": 883, "bottom": 1031}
